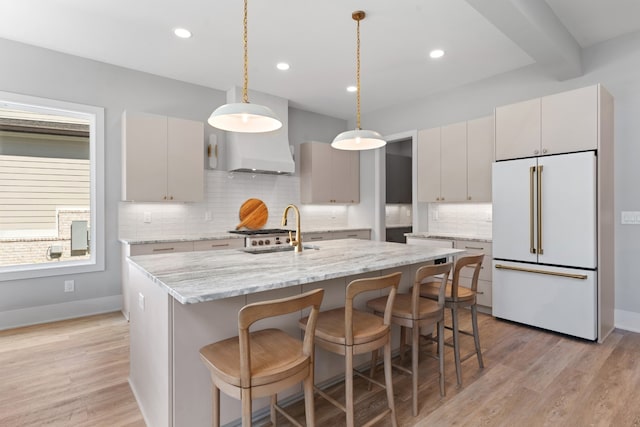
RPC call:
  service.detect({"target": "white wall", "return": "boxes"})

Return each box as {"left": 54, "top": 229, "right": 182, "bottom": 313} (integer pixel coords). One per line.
{"left": 0, "top": 38, "right": 346, "bottom": 329}
{"left": 359, "top": 31, "right": 640, "bottom": 321}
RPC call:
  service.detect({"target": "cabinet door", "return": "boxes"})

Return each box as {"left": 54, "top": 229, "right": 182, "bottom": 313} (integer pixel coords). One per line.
{"left": 495, "top": 98, "right": 541, "bottom": 160}
{"left": 332, "top": 149, "right": 360, "bottom": 203}
{"left": 167, "top": 117, "right": 204, "bottom": 202}
{"left": 122, "top": 112, "right": 168, "bottom": 201}
{"left": 467, "top": 116, "right": 494, "bottom": 202}
{"left": 440, "top": 122, "right": 467, "bottom": 202}
{"left": 193, "top": 239, "right": 243, "bottom": 251}
{"left": 417, "top": 127, "right": 441, "bottom": 202}
{"left": 300, "top": 143, "right": 331, "bottom": 203}
{"left": 542, "top": 85, "right": 598, "bottom": 155}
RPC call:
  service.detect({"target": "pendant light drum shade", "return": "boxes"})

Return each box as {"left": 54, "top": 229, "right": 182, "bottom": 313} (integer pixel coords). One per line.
{"left": 208, "top": 102, "right": 282, "bottom": 133}
{"left": 331, "top": 129, "right": 386, "bottom": 150}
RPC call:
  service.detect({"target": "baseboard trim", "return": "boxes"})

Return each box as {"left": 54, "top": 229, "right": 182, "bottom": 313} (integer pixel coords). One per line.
{"left": 0, "top": 294, "right": 122, "bottom": 331}
{"left": 615, "top": 309, "right": 640, "bottom": 333}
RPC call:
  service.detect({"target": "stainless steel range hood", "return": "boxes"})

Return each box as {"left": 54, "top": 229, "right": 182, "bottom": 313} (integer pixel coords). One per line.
{"left": 224, "top": 87, "right": 295, "bottom": 174}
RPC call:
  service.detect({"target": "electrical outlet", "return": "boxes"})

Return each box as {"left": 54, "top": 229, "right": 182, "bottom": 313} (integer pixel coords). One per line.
{"left": 138, "top": 292, "right": 145, "bottom": 311}
{"left": 64, "top": 280, "right": 75, "bottom": 292}
{"left": 621, "top": 211, "right": 640, "bottom": 224}
{"left": 204, "top": 211, "right": 212, "bottom": 221}
{"left": 143, "top": 212, "right": 152, "bottom": 223}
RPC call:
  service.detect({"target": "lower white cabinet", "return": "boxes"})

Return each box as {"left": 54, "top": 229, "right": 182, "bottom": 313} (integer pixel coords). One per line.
{"left": 303, "top": 229, "right": 370, "bottom": 242}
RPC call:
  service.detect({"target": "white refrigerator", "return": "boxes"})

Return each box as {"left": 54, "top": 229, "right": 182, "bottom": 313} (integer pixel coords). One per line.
{"left": 492, "top": 151, "right": 598, "bottom": 340}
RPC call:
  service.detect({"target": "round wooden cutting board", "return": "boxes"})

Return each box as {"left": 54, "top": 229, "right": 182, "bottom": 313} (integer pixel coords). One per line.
{"left": 236, "top": 198, "right": 268, "bottom": 230}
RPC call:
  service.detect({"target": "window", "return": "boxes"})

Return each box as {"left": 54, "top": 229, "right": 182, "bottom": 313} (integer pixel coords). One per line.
{"left": 0, "top": 91, "right": 104, "bottom": 280}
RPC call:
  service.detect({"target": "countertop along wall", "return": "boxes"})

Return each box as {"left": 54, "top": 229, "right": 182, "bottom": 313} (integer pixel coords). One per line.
{"left": 359, "top": 31, "right": 640, "bottom": 331}
{"left": 0, "top": 37, "right": 348, "bottom": 329}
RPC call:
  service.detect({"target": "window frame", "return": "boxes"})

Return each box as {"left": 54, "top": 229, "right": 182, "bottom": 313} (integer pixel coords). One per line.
{"left": 0, "top": 91, "right": 105, "bottom": 281}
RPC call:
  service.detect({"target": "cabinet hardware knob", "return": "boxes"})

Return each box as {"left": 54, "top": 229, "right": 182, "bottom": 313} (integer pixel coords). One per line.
{"left": 534, "top": 149, "right": 539, "bottom": 154}
{"left": 170, "top": 196, "right": 174, "bottom": 200}
{"left": 163, "top": 196, "right": 167, "bottom": 200}
{"left": 467, "top": 196, "right": 472, "bottom": 200}
{"left": 542, "top": 148, "right": 548, "bottom": 154}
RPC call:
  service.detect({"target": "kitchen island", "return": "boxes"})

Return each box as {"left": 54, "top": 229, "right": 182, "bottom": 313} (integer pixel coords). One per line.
{"left": 127, "top": 239, "right": 463, "bottom": 427}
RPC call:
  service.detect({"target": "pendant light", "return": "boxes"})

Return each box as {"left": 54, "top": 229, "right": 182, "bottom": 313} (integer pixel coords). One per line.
{"left": 332, "top": 11, "right": 386, "bottom": 151}
{"left": 208, "top": 0, "right": 282, "bottom": 133}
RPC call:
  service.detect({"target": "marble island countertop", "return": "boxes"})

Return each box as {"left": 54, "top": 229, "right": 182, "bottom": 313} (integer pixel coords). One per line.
{"left": 127, "top": 239, "right": 462, "bottom": 304}
{"left": 405, "top": 232, "right": 492, "bottom": 243}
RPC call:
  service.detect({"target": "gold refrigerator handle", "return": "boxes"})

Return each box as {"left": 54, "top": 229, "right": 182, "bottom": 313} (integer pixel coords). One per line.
{"left": 537, "top": 165, "right": 544, "bottom": 255}
{"left": 529, "top": 166, "right": 536, "bottom": 254}
{"left": 495, "top": 264, "right": 588, "bottom": 280}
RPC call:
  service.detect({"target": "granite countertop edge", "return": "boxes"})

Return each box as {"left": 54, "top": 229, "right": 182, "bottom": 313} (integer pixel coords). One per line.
{"left": 405, "top": 232, "right": 492, "bottom": 243}
{"left": 119, "top": 227, "right": 372, "bottom": 245}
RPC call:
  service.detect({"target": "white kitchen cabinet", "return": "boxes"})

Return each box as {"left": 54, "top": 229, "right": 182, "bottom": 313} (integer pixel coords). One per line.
{"left": 122, "top": 111, "right": 204, "bottom": 202}
{"left": 300, "top": 142, "right": 359, "bottom": 204}
{"left": 440, "top": 122, "right": 468, "bottom": 202}
{"left": 455, "top": 240, "right": 492, "bottom": 309}
{"left": 303, "top": 229, "right": 370, "bottom": 242}
{"left": 495, "top": 85, "right": 602, "bottom": 161}
{"left": 129, "top": 241, "right": 195, "bottom": 256}
{"left": 418, "top": 117, "right": 493, "bottom": 203}
{"left": 193, "top": 238, "right": 244, "bottom": 251}
{"left": 495, "top": 98, "right": 541, "bottom": 161}
{"left": 541, "top": 85, "right": 599, "bottom": 155}
{"left": 466, "top": 116, "right": 494, "bottom": 201}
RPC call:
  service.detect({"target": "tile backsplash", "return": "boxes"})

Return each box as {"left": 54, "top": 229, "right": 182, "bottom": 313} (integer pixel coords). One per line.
{"left": 119, "top": 170, "right": 349, "bottom": 240}
{"left": 427, "top": 203, "right": 492, "bottom": 238}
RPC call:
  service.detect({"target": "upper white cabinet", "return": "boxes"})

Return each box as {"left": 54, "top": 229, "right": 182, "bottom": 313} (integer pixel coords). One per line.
{"left": 495, "top": 85, "right": 601, "bottom": 160}
{"left": 467, "top": 116, "right": 494, "bottom": 201}
{"left": 417, "top": 116, "right": 493, "bottom": 203}
{"left": 300, "top": 142, "right": 359, "bottom": 204}
{"left": 122, "top": 111, "right": 204, "bottom": 202}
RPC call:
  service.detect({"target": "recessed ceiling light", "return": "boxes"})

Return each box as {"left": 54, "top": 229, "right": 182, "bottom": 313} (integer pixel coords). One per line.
{"left": 429, "top": 49, "right": 445, "bottom": 59}
{"left": 276, "top": 62, "right": 290, "bottom": 71}
{"left": 173, "top": 28, "right": 192, "bottom": 39}
{"left": 346, "top": 86, "right": 358, "bottom": 93}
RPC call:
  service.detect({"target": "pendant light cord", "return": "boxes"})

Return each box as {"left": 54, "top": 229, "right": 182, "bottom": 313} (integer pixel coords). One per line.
{"left": 242, "top": 0, "right": 249, "bottom": 103}
{"left": 355, "top": 16, "right": 361, "bottom": 130}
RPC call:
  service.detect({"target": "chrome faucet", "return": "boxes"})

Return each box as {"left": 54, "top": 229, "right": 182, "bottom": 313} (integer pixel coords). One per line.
{"left": 281, "top": 204, "right": 303, "bottom": 253}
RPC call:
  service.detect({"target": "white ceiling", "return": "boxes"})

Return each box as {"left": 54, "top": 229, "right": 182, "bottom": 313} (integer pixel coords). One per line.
{"left": 1, "top": 0, "right": 639, "bottom": 120}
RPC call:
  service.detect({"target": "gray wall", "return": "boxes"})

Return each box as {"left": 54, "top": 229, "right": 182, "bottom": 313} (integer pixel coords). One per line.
{"left": 359, "top": 32, "right": 640, "bottom": 319}
{"left": 0, "top": 38, "right": 346, "bottom": 327}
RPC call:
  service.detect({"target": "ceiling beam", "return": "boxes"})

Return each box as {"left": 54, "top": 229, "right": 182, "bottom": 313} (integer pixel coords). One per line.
{"left": 465, "top": 0, "right": 582, "bottom": 80}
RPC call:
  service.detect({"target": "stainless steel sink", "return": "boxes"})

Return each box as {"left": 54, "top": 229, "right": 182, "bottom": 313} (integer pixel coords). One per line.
{"left": 241, "top": 244, "right": 319, "bottom": 254}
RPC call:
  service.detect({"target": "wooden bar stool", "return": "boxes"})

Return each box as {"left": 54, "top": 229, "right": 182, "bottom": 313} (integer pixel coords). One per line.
{"left": 420, "top": 254, "right": 485, "bottom": 386}
{"left": 299, "top": 272, "right": 400, "bottom": 427}
{"left": 366, "top": 262, "right": 452, "bottom": 416}
{"left": 199, "top": 288, "right": 324, "bottom": 427}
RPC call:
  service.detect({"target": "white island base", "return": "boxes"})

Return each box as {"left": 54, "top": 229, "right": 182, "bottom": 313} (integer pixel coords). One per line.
{"left": 127, "top": 239, "right": 462, "bottom": 426}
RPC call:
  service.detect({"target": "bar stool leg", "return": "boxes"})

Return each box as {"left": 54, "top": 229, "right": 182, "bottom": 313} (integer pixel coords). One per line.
{"left": 411, "top": 323, "right": 419, "bottom": 416}
{"left": 303, "top": 373, "right": 316, "bottom": 427}
{"left": 471, "top": 305, "right": 484, "bottom": 368}
{"left": 384, "top": 338, "right": 398, "bottom": 427}
{"left": 270, "top": 395, "right": 277, "bottom": 426}
{"left": 437, "top": 319, "right": 445, "bottom": 396}
{"left": 451, "top": 306, "right": 462, "bottom": 386}
{"left": 346, "top": 350, "right": 355, "bottom": 427}
{"left": 212, "top": 385, "right": 220, "bottom": 427}
{"left": 241, "top": 388, "right": 252, "bottom": 427}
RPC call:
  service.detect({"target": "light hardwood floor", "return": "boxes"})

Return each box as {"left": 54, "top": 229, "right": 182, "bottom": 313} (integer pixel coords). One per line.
{"left": 1, "top": 310, "right": 639, "bottom": 426}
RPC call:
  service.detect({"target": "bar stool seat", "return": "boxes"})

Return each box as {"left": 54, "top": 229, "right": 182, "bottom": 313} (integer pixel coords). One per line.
{"left": 200, "top": 288, "right": 324, "bottom": 427}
